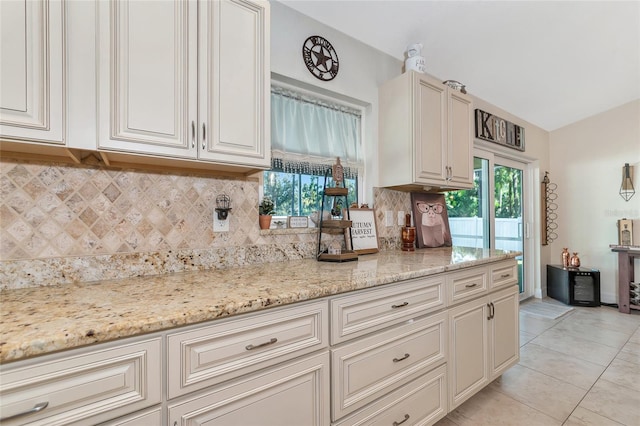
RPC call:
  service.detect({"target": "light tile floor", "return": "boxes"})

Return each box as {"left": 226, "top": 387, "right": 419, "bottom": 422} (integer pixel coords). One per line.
{"left": 435, "top": 299, "right": 640, "bottom": 426}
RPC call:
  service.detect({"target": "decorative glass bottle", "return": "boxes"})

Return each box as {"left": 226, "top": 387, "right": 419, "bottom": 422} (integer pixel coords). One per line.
{"left": 561, "top": 248, "right": 570, "bottom": 268}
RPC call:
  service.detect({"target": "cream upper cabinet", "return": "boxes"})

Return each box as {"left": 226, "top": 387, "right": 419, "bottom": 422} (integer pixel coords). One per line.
{"left": 198, "top": 0, "right": 270, "bottom": 166}
{"left": 97, "top": 0, "right": 270, "bottom": 169}
{"left": 0, "top": 0, "right": 65, "bottom": 144}
{"left": 379, "top": 71, "right": 473, "bottom": 192}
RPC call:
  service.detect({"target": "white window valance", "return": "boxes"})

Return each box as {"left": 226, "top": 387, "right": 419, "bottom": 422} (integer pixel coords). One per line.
{"left": 270, "top": 86, "right": 362, "bottom": 178}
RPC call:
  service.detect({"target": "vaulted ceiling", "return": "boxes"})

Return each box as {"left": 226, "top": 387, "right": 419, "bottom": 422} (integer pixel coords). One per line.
{"left": 279, "top": 0, "right": 640, "bottom": 131}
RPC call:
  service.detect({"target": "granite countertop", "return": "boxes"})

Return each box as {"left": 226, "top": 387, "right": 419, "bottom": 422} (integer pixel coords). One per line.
{"left": 0, "top": 247, "right": 519, "bottom": 363}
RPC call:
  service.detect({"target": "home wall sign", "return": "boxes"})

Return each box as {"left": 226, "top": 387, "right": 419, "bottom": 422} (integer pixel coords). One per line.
{"left": 475, "top": 109, "right": 525, "bottom": 151}
{"left": 302, "top": 35, "right": 339, "bottom": 81}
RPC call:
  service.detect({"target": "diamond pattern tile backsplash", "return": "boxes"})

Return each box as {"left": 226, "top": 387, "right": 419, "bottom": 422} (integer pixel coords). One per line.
{"left": 1, "top": 158, "right": 272, "bottom": 260}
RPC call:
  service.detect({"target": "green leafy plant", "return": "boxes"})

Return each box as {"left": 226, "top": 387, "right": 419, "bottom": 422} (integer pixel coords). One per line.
{"left": 259, "top": 196, "right": 275, "bottom": 215}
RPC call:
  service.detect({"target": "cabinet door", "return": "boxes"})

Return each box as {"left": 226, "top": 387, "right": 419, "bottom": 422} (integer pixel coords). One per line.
{"left": 0, "top": 0, "right": 65, "bottom": 144}
{"left": 489, "top": 285, "right": 520, "bottom": 379}
{"left": 168, "top": 352, "right": 330, "bottom": 426}
{"left": 414, "top": 75, "right": 447, "bottom": 184}
{"left": 97, "top": 0, "right": 197, "bottom": 158}
{"left": 199, "top": 0, "right": 270, "bottom": 168}
{"left": 447, "top": 89, "right": 474, "bottom": 188}
{"left": 448, "top": 296, "right": 490, "bottom": 410}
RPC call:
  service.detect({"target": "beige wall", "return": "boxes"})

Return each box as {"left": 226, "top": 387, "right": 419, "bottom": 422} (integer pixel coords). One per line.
{"left": 550, "top": 100, "right": 640, "bottom": 303}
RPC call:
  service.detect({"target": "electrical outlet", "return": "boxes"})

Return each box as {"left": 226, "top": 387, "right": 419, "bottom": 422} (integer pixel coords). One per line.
{"left": 385, "top": 210, "right": 394, "bottom": 227}
{"left": 213, "top": 214, "right": 229, "bottom": 232}
{"left": 397, "top": 211, "right": 405, "bottom": 226}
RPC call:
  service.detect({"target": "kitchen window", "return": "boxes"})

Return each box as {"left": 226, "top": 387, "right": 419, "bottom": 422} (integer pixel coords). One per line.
{"left": 264, "top": 86, "right": 362, "bottom": 217}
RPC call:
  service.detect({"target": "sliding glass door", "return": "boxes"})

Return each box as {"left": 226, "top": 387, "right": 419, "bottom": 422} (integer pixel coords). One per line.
{"left": 447, "top": 150, "right": 529, "bottom": 297}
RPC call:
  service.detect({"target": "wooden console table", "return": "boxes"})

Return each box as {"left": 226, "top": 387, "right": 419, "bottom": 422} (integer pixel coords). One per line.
{"left": 610, "top": 245, "right": 640, "bottom": 314}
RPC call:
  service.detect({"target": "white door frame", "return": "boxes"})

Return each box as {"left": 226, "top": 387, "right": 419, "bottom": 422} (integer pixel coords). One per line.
{"left": 474, "top": 147, "right": 536, "bottom": 301}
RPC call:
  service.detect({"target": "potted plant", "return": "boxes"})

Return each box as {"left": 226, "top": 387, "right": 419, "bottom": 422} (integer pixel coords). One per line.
{"left": 258, "top": 196, "right": 275, "bottom": 229}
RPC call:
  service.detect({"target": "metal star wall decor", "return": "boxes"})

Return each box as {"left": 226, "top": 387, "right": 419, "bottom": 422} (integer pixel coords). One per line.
{"left": 302, "top": 35, "right": 339, "bottom": 81}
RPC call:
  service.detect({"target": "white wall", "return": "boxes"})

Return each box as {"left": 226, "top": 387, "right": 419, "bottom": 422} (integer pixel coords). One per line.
{"left": 270, "top": 1, "right": 402, "bottom": 202}
{"left": 550, "top": 100, "right": 640, "bottom": 303}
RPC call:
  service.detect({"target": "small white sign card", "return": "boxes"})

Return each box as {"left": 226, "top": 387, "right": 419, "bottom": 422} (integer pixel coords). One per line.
{"left": 288, "top": 216, "right": 309, "bottom": 228}
{"left": 347, "top": 208, "right": 379, "bottom": 254}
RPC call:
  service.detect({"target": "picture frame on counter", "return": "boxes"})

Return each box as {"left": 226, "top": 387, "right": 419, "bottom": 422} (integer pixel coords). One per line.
{"left": 345, "top": 208, "right": 379, "bottom": 254}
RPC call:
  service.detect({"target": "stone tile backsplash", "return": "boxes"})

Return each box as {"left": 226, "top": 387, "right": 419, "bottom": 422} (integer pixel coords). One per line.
{"left": 1, "top": 157, "right": 412, "bottom": 289}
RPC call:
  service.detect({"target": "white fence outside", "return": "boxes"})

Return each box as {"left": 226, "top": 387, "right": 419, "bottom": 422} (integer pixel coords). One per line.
{"left": 449, "top": 217, "right": 522, "bottom": 252}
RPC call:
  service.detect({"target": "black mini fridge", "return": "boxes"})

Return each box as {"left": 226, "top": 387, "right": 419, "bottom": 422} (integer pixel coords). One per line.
{"left": 547, "top": 265, "right": 601, "bottom": 307}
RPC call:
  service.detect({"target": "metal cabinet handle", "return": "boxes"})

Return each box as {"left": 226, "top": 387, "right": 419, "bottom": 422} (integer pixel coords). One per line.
{"left": 191, "top": 121, "right": 195, "bottom": 148}
{"left": 202, "top": 123, "right": 206, "bottom": 150}
{"left": 393, "top": 353, "right": 410, "bottom": 363}
{"left": 500, "top": 273, "right": 511, "bottom": 278}
{"left": 491, "top": 302, "right": 495, "bottom": 319}
{"left": 465, "top": 283, "right": 478, "bottom": 288}
{"left": 487, "top": 303, "right": 492, "bottom": 320}
{"left": 393, "top": 414, "right": 410, "bottom": 426}
{"left": 0, "top": 402, "right": 48, "bottom": 421}
{"left": 245, "top": 337, "right": 277, "bottom": 351}
{"left": 391, "top": 302, "right": 409, "bottom": 309}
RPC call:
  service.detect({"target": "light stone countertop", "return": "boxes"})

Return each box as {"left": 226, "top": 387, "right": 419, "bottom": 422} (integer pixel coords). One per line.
{"left": 0, "top": 247, "right": 519, "bottom": 363}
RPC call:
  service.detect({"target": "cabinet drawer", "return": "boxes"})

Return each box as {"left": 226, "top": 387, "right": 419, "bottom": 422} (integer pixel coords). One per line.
{"left": 333, "top": 364, "right": 447, "bottom": 426}
{"left": 447, "top": 266, "right": 488, "bottom": 305}
{"left": 331, "top": 276, "right": 444, "bottom": 344}
{"left": 490, "top": 260, "right": 518, "bottom": 290}
{"left": 331, "top": 312, "right": 447, "bottom": 420}
{"left": 167, "top": 300, "right": 328, "bottom": 398}
{"left": 98, "top": 407, "right": 161, "bottom": 425}
{"left": 0, "top": 338, "right": 161, "bottom": 426}
{"left": 168, "top": 351, "right": 330, "bottom": 426}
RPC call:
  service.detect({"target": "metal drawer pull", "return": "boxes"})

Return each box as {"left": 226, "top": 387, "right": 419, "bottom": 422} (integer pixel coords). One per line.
{"left": 393, "top": 353, "right": 410, "bottom": 363}
{"left": 487, "top": 303, "right": 492, "bottom": 320}
{"left": 245, "top": 337, "right": 277, "bottom": 351}
{"left": 393, "top": 414, "right": 410, "bottom": 426}
{"left": 465, "top": 283, "right": 478, "bottom": 288}
{"left": 191, "top": 121, "right": 195, "bottom": 148}
{"left": 391, "top": 302, "right": 409, "bottom": 308}
{"left": 500, "top": 273, "right": 511, "bottom": 278}
{"left": 0, "top": 402, "right": 48, "bottom": 421}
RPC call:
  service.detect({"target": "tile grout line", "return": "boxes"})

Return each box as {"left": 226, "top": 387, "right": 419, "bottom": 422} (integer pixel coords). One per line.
{"left": 553, "top": 309, "right": 640, "bottom": 425}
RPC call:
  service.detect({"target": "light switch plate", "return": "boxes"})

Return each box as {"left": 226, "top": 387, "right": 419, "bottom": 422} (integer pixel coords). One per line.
{"left": 385, "top": 210, "right": 394, "bottom": 227}
{"left": 397, "top": 211, "right": 405, "bottom": 226}
{"left": 213, "top": 214, "right": 229, "bottom": 232}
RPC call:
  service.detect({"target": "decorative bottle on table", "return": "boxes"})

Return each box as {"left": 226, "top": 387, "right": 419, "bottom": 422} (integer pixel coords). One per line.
{"left": 561, "top": 248, "right": 570, "bottom": 268}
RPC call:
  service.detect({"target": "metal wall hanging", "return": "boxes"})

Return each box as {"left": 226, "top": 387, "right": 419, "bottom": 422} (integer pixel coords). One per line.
{"left": 475, "top": 109, "right": 525, "bottom": 152}
{"left": 541, "top": 172, "right": 558, "bottom": 245}
{"left": 619, "top": 163, "right": 635, "bottom": 201}
{"left": 302, "top": 35, "right": 339, "bottom": 81}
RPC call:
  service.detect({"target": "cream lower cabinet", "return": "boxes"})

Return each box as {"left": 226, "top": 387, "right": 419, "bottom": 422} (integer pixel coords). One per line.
{"left": 448, "top": 284, "right": 519, "bottom": 409}
{"left": 0, "top": 0, "right": 65, "bottom": 145}
{"left": 97, "top": 0, "right": 270, "bottom": 169}
{"left": 168, "top": 351, "right": 330, "bottom": 426}
{"left": 0, "top": 339, "right": 161, "bottom": 426}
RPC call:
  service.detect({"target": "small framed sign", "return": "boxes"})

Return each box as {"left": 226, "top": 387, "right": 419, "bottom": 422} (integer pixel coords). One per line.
{"left": 346, "top": 208, "right": 379, "bottom": 254}
{"left": 288, "top": 216, "right": 309, "bottom": 228}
